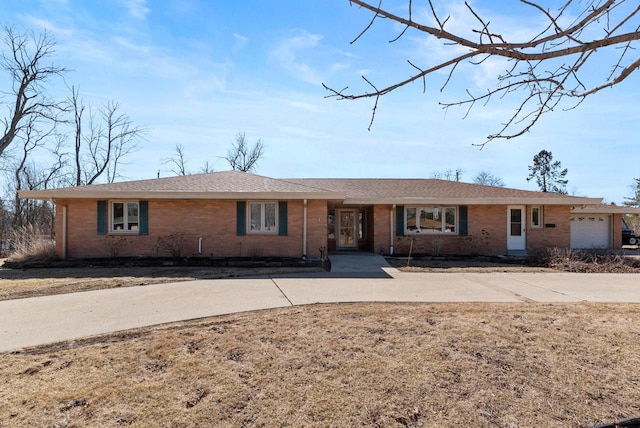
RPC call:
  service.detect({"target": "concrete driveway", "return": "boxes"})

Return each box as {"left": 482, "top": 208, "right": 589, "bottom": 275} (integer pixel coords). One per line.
{"left": 1, "top": 253, "right": 639, "bottom": 352}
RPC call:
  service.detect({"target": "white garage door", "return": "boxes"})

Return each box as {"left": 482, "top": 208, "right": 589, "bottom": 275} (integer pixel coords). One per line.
{"left": 570, "top": 215, "right": 611, "bottom": 249}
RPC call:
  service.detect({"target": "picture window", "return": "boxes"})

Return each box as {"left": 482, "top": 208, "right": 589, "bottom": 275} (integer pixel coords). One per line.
{"left": 404, "top": 206, "right": 457, "bottom": 234}
{"left": 249, "top": 202, "right": 277, "bottom": 233}
{"left": 111, "top": 201, "right": 139, "bottom": 233}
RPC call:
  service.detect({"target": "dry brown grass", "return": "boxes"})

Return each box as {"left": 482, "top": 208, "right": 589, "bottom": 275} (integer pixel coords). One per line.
{"left": 0, "top": 264, "right": 323, "bottom": 301}
{"left": 2, "top": 302, "right": 640, "bottom": 427}
{"left": 5, "top": 225, "right": 56, "bottom": 264}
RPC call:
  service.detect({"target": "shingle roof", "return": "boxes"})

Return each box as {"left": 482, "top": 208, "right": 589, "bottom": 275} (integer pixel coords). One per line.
{"left": 19, "top": 170, "right": 602, "bottom": 205}
{"left": 571, "top": 204, "right": 640, "bottom": 214}
{"left": 288, "top": 178, "right": 600, "bottom": 205}
{"left": 19, "top": 171, "right": 341, "bottom": 200}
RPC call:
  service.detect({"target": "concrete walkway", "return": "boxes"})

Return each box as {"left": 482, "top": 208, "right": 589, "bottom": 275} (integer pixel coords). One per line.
{"left": 323, "top": 252, "right": 393, "bottom": 277}
{"left": 1, "top": 254, "right": 640, "bottom": 352}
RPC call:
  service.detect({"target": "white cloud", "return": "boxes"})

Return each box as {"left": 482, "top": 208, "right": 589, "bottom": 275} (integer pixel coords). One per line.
{"left": 112, "top": 36, "right": 151, "bottom": 54}
{"left": 232, "top": 33, "right": 249, "bottom": 52}
{"left": 269, "top": 31, "right": 324, "bottom": 84}
{"left": 122, "top": 0, "right": 150, "bottom": 20}
{"left": 182, "top": 74, "right": 228, "bottom": 98}
{"left": 21, "top": 16, "right": 74, "bottom": 37}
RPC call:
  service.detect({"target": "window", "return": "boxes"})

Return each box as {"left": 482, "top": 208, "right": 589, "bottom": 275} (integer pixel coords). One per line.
{"left": 327, "top": 214, "right": 335, "bottom": 240}
{"left": 531, "top": 206, "right": 543, "bottom": 228}
{"left": 249, "top": 202, "right": 277, "bottom": 233}
{"left": 112, "top": 201, "right": 139, "bottom": 232}
{"left": 405, "top": 206, "right": 457, "bottom": 234}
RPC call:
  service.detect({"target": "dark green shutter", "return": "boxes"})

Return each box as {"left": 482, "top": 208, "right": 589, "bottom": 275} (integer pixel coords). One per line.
{"left": 139, "top": 201, "right": 149, "bottom": 235}
{"left": 396, "top": 205, "right": 405, "bottom": 236}
{"left": 236, "top": 201, "right": 246, "bottom": 236}
{"left": 459, "top": 205, "right": 468, "bottom": 236}
{"left": 97, "top": 200, "right": 107, "bottom": 235}
{"left": 278, "top": 201, "right": 288, "bottom": 236}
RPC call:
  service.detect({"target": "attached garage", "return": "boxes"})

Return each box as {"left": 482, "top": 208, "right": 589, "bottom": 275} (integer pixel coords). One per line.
{"left": 570, "top": 214, "right": 611, "bottom": 249}
{"left": 571, "top": 205, "right": 640, "bottom": 250}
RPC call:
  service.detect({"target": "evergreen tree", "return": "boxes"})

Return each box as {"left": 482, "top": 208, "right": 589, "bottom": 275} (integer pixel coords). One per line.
{"left": 624, "top": 178, "right": 640, "bottom": 207}
{"left": 526, "top": 150, "right": 568, "bottom": 194}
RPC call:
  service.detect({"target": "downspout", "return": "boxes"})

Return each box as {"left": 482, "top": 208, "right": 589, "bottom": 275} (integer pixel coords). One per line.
{"left": 61, "top": 203, "right": 67, "bottom": 259}
{"left": 302, "top": 199, "right": 308, "bottom": 260}
{"left": 390, "top": 204, "right": 395, "bottom": 255}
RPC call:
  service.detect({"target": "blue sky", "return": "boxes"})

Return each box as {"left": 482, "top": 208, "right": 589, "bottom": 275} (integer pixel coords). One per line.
{"left": 3, "top": 0, "right": 639, "bottom": 203}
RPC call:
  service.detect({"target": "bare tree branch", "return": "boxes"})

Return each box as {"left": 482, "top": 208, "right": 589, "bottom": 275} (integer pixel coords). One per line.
{"left": 0, "top": 25, "right": 67, "bottom": 156}
{"left": 165, "top": 144, "right": 189, "bottom": 176}
{"left": 326, "top": 0, "right": 640, "bottom": 141}
{"left": 9, "top": 113, "right": 65, "bottom": 227}
{"left": 224, "top": 132, "right": 265, "bottom": 173}
{"left": 68, "top": 89, "right": 144, "bottom": 185}
{"left": 474, "top": 171, "right": 505, "bottom": 187}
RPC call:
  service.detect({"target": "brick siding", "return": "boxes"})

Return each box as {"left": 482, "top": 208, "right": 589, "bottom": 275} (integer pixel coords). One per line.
{"left": 54, "top": 199, "right": 582, "bottom": 259}
{"left": 526, "top": 205, "right": 570, "bottom": 256}
{"left": 385, "top": 205, "right": 572, "bottom": 256}
{"left": 55, "top": 199, "right": 326, "bottom": 259}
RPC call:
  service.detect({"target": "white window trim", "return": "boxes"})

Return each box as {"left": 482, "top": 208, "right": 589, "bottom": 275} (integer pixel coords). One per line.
{"left": 110, "top": 201, "right": 140, "bottom": 234}
{"left": 531, "top": 206, "right": 543, "bottom": 229}
{"left": 248, "top": 201, "right": 278, "bottom": 234}
{"left": 404, "top": 206, "right": 458, "bottom": 235}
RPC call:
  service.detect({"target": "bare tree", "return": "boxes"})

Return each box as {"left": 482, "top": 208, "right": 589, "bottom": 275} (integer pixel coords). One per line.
{"left": 325, "top": 1, "right": 640, "bottom": 142}
{"left": 164, "top": 144, "right": 216, "bottom": 176}
{"left": 432, "top": 168, "right": 463, "bottom": 182}
{"left": 474, "top": 171, "right": 505, "bottom": 187}
{"left": 0, "top": 198, "right": 11, "bottom": 256}
{"left": 165, "top": 143, "right": 189, "bottom": 176}
{"left": 0, "top": 25, "right": 67, "bottom": 157}
{"left": 69, "top": 87, "right": 144, "bottom": 185}
{"left": 102, "top": 101, "right": 143, "bottom": 183}
{"left": 225, "top": 132, "right": 265, "bottom": 173}
{"left": 7, "top": 114, "right": 64, "bottom": 229}
{"left": 199, "top": 160, "right": 215, "bottom": 174}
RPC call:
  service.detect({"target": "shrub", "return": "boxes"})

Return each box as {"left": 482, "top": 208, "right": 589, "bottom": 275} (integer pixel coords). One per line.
{"left": 154, "top": 233, "right": 187, "bottom": 258}
{"left": 543, "top": 247, "right": 640, "bottom": 273}
{"left": 6, "top": 224, "right": 57, "bottom": 263}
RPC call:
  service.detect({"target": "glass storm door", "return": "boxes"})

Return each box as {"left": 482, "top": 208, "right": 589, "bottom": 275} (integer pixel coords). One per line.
{"left": 507, "top": 206, "right": 526, "bottom": 251}
{"left": 337, "top": 209, "right": 357, "bottom": 249}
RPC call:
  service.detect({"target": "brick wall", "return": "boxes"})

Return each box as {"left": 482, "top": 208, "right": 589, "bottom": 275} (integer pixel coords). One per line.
{"left": 386, "top": 205, "right": 572, "bottom": 256}
{"left": 305, "top": 200, "right": 328, "bottom": 259}
{"left": 612, "top": 213, "right": 623, "bottom": 248}
{"left": 55, "top": 198, "right": 325, "bottom": 259}
{"left": 372, "top": 205, "right": 391, "bottom": 254}
{"left": 526, "top": 205, "right": 570, "bottom": 256}
{"left": 389, "top": 205, "right": 506, "bottom": 256}
{"left": 54, "top": 199, "right": 577, "bottom": 259}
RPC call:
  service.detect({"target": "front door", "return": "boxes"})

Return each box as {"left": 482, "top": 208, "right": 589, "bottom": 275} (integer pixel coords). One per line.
{"left": 507, "top": 206, "right": 526, "bottom": 251}
{"left": 337, "top": 209, "right": 357, "bottom": 249}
